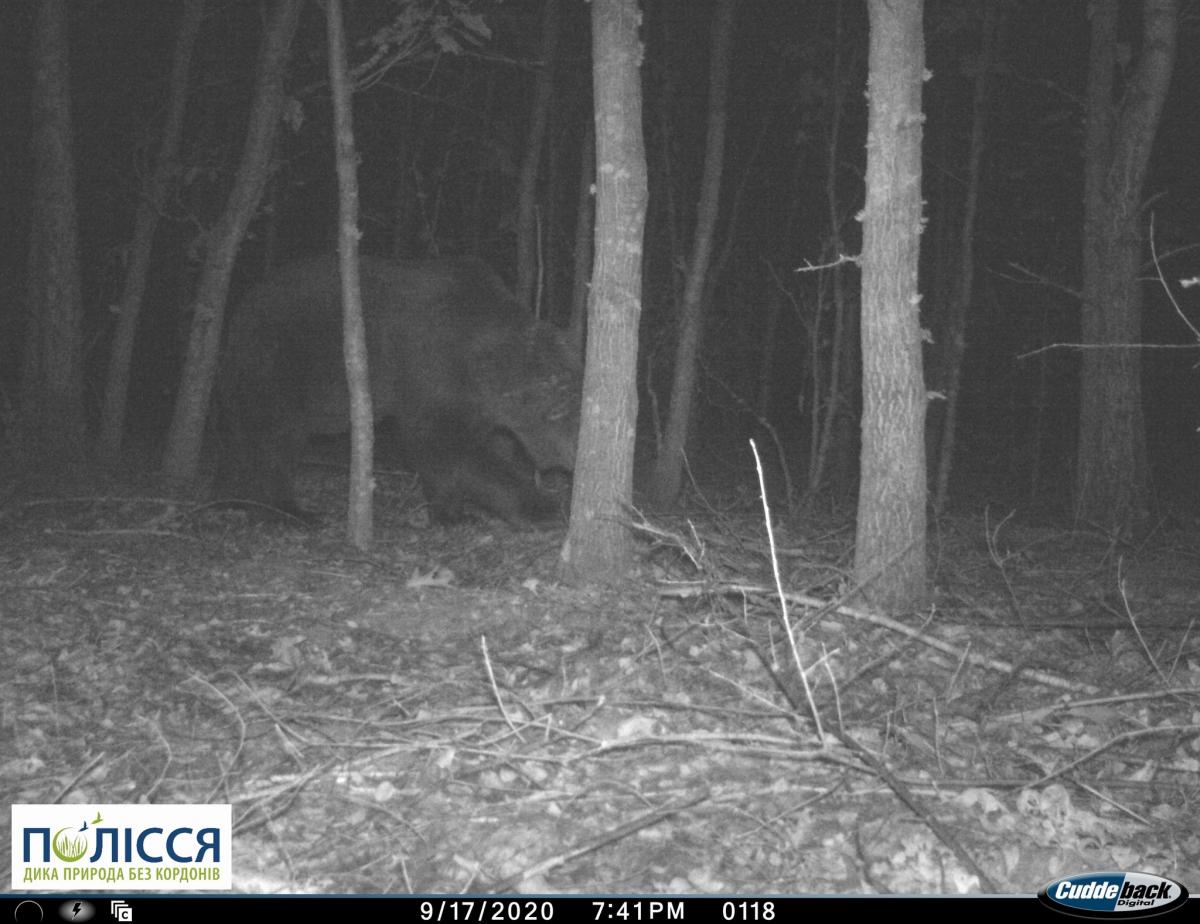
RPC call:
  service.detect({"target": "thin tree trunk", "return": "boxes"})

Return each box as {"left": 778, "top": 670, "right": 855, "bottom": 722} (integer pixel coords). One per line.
{"left": 515, "top": 0, "right": 559, "bottom": 313}
{"left": 470, "top": 71, "right": 496, "bottom": 256}
{"left": 808, "top": 0, "right": 849, "bottom": 499}
{"left": 1075, "top": 0, "right": 1176, "bottom": 531}
{"left": 326, "top": 0, "right": 373, "bottom": 548}
{"left": 260, "top": 167, "right": 283, "bottom": 272}
{"left": 807, "top": 272, "right": 825, "bottom": 484}
{"left": 641, "top": 3, "right": 678, "bottom": 456}
{"left": 923, "top": 131, "right": 955, "bottom": 471}
{"left": 559, "top": 0, "right": 646, "bottom": 584}
{"left": 568, "top": 120, "right": 595, "bottom": 358}
{"left": 651, "top": 2, "right": 683, "bottom": 326}
{"left": 855, "top": 0, "right": 928, "bottom": 612}
{"left": 758, "top": 98, "right": 808, "bottom": 428}
{"left": 647, "top": 0, "right": 736, "bottom": 506}
{"left": 756, "top": 284, "right": 782, "bottom": 420}
{"left": 20, "top": 0, "right": 84, "bottom": 456}
{"left": 543, "top": 123, "right": 564, "bottom": 325}
{"left": 700, "top": 101, "right": 771, "bottom": 319}
{"left": 162, "top": 0, "right": 303, "bottom": 490}
{"left": 1030, "top": 298, "right": 1050, "bottom": 500}
{"left": 99, "top": 0, "right": 203, "bottom": 463}
{"left": 933, "top": 0, "right": 998, "bottom": 516}
{"left": 392, "top": 93, "right": 414, "bottom": 258}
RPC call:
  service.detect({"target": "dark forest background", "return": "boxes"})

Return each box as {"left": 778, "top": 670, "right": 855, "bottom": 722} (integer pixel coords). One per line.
{"left": 1, "top": 0, "right": 1197, "bottom": 517}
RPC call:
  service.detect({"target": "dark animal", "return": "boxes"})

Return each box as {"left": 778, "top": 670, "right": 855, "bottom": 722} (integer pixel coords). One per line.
{"left": 217, "top": 254, "right": 580, "bottom": 525}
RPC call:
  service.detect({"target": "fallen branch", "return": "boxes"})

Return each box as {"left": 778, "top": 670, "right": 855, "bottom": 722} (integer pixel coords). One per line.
{"left": 659, "top": 581, "right": 1099, "bottom": 695}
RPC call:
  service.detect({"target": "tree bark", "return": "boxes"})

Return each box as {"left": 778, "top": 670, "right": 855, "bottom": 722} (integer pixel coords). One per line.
{"left": 647, "top": 0, "right": 736, "bottom": 507}
{"left": 558, "top": 0, "right": 647, "bottom": 585}
{"left": 932, "top": 0, "right": 998, "bottom": 516}
{"left": 1075, "top": 0, "right": 1177, "bottom": 531}
{"left": 162, "top": 0, "right": 303, "bottom": 490}
{"left": 99, "top": 0, "right": 203, "bottom": 463}
{"left": 326, "top": 0, "right": 374, "bottom": 548}
{"left": 855, "top": 0, "right": 928, "bottom": 612}
{"left": 20, "top": 0, "right": 84, "bottom": 457}
{"left": 515, "top": 0, "right": 559, "bottom": 314}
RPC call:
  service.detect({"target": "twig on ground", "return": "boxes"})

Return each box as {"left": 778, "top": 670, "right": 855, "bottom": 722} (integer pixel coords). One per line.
{"left": 1028, "top": 724, "right": 1200, "bottom": 789}
{"left": 51, "top": 751, "right": 108, "bottom": 803}
{"left": 1116, "top": 559, "right": 1167, "bottom": 687}
{"left": 488, "top": 791, "right": 711, "bottom": 893}
{"left": 481, "top": 635, "right": 526, "bottom": 743}
{"left": 660, "top": 581, "right": 1098, "bottom": 695}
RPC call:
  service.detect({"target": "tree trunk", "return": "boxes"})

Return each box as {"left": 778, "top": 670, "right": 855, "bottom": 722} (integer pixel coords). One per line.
{"left": 647, "top": 0, "right": 736, "bottom": 507}
{"left": 392, "top": 92, "right": 415, "bottom": 258}
{"left": 568, "top": 120, "right": 595, "bottom": 358}
{"left": 644, "top": 0, "right": 684, "bottom": 451}
{"left": 807, "top": 0, "right": 849, "bottom": 500}
{"left": 756, "top": 284, "right": 782, "bottom": 420}
{"left": 542, "top": 120, "right": 565, "bottom": 324}
{"left": 162, "top": 0, "right": 303, "bottom": 491}
{"left": 855, "top": 0, "right": 928, "bottom": 612}
{"left": 326, "top": 0, "right": 373, "bottom": 548}
{"left": 98, "top": 0, "right": 203, "bottom": 463}
{"left": 558, "top": 0, "right": 647, "bottom": 585}
{"left": 933, "top": 0, "right": 998, "bottom": 516}
{"left": 1075, "top": 0, "right": 1177, "bottom": 531}
{"left": 20, "top": 0, "right": 84, "bottom": 457}
{"left": 923, "top": 118, "right": 955, "bottom": 474}
{"left": 515, "top": 0, "right": 559, "bottom": 314}
{"left": 260, "top": 167, "right": 284, "bottom": 273}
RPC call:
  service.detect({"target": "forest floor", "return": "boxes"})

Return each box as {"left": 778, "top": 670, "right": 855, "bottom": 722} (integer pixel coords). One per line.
{"left": 2, "top": 461, "right": 1199, "bottom": 895}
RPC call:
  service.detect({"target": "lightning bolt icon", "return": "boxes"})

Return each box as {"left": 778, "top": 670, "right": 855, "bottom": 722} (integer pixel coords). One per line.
{"left": 72, "top": 903, "right": 82, "bottom": 918}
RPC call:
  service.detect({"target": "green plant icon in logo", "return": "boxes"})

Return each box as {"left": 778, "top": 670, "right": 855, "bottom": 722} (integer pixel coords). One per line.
{"left": 51, "top": 825, "right": 89, "bottom": 863}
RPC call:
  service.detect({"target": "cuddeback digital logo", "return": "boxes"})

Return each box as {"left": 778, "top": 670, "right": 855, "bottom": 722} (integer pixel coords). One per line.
{"left": 1038, "top": 871, "right": 1188, "bottom": 918}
